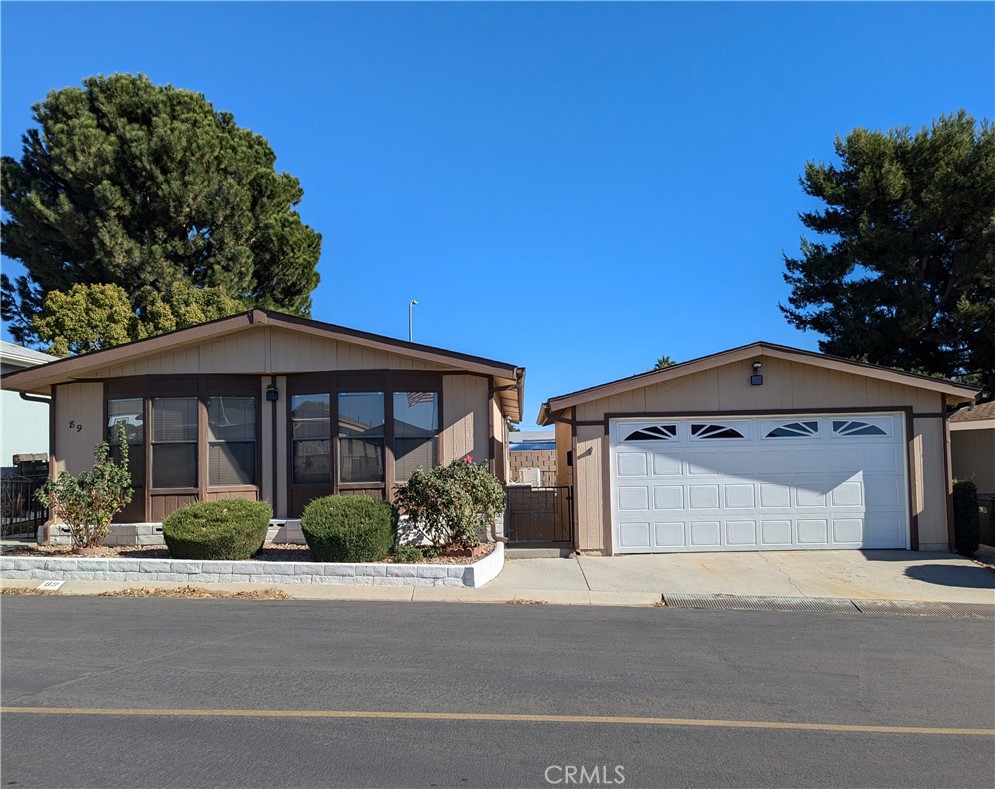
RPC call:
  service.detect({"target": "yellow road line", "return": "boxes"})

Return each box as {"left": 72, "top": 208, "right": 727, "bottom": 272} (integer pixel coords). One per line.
{"left": 1, "top": 706, "right": 992, "bottom": 736}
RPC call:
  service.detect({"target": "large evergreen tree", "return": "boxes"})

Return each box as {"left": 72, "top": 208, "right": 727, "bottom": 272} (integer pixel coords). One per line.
{"left": 781, "top": 111, "right": 994, "bottom": 391}
{"left": 1, "top": 73, "right": 322, "bottom": 349}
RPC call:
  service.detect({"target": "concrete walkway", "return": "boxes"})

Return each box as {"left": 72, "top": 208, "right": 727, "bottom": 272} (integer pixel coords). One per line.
{"left": 4, "top": 549, "right": 994, "bottom": 607}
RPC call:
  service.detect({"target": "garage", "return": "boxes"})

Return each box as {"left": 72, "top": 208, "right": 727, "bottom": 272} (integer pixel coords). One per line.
{"left": 537, "top": 341, "right": 979, "bottom": 554}
{"left": 610, "top": 413, "right": 908, "bottom": 552}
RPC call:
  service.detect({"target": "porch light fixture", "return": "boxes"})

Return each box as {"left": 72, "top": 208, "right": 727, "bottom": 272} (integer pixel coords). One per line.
{"left": 266, "top": 384, "right": 279, "bottom": 401}
{"left": 751, "top": 361, "right": 763, "bottom": 386}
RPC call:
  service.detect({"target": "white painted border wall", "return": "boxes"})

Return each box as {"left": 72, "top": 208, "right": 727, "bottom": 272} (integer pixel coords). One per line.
{"left": 1, "top": 543, "right": 504, "bottom": 589}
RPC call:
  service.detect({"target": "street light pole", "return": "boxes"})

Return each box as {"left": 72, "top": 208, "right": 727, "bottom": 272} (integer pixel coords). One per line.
{"left": 408, "top": 299, "right": 419, "bottom": 342}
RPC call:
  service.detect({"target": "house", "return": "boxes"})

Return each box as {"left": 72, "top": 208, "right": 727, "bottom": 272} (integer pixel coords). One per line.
{"left": 537, "top": 341, "right": 977, "bottom": 555}
{"left": 0, "top": 341, "right": 57, "bottom": 474}
{"left": 0, "top": 310, "right": 523, "bottom": 543}
{"left": 508, "top": 430, "right": 557, "bottom": 486}
{"left": 950, "top": 401, "right": 995, "bottom": 495}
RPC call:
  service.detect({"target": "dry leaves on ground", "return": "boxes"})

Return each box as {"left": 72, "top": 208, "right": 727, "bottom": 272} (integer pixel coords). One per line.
{"left": 98, "top": 586, "right": 292, "bottom": 600}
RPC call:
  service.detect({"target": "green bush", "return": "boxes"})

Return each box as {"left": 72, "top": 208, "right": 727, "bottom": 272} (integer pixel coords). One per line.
{"left": 392, "top": 544, "right": 424, "bottom": 563}
{"left": 952, "top": 479, "right": 980, "bottom": 556}
{"left": 35, "top": 424, "right": 133, "bottom": 549}
{"left": 162, "top": 499, "right": 272, "bottom": 560}
{"left": 300, "top": 495, "right": 397, "bottom": 563}
{"left": 394, "top": 458, "right": 505, "bottom": 550}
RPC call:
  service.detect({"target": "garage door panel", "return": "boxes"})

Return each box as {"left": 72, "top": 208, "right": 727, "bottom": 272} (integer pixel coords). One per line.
{"left": 617, "top": 486, "right": 649, "bottom": 511}
{"left": 619, "top": 522, "right": 651, "bottom": 548}
{"left": 651, "top": 453, "right": 683, "bottom": 476}
{"left": 726, "top": 520, "right": 758, "bottom": 545}
{"left": 831, "top": 480, "right": 864, "bottom": 507}
{"left": 610, "top": 413, "right": 909, "bottom": 553}
{"left": 690, "top": 521, "right": 721, "bottom": 546}
{"left": 653, "top": 485, "right": 684, "bottom": 509}
{"left": 689, "top": 485, "right": 720, "bottom": 509}
{"left": 865, "top": 446, "right": 900, "bottom": 472}
{"left": 760, "top": 484, "right": 791, "bottom": 508}
{"left": 724, "top": 484, "right": 755, "bottom": 508}
{"left": 833, "top": 518, "right": 863, "bottom": 543}
{"left": 797, "top": 519, "right": 829, "bottom": 544}
{"left": 654, "top": 522, "right": 686, "bottom": 547}
{"left": 760, "top": 520, "right": 793, "bottom": 545}
{"left": 616, "top": 453, "right": 648, "bottom": 477}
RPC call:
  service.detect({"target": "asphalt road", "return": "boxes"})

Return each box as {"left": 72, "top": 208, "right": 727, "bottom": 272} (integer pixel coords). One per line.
{"left": 2, "top": 597, "right": 993, "bottom": 788}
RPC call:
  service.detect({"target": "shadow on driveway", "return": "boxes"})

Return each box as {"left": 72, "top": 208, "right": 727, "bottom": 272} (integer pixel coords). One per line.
{"left": 904, "top": 564, "right": 995, "bottom": 589}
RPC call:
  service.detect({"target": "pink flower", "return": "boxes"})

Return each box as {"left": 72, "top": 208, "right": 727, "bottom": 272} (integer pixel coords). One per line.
{"left": 461, "top": 455, "right": 473, "bottom": 463}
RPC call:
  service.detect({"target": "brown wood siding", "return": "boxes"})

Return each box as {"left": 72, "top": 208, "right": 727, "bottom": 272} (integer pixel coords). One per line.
{"left": 441, "top": 375, "right": 489, "bottom": 464}
{"left": 88, "top": 327, "right": 451, "bottom": 380}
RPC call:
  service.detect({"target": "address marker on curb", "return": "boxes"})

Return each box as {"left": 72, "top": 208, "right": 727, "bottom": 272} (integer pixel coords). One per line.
{"left": 37, "top": 580, "right": 64, "bottom": 591}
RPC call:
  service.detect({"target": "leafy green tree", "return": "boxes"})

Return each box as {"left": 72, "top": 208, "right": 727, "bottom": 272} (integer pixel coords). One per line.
{"left": 1, "top": 73, "right": 322, "bottom": 348}
{"left": 654, "top": 355, "right": 676, "bottom": 370}
{"left": 33, "top": 282, "right": 243, "bottom": 357}
{"left": 781, "top": 111, "right": 994, "bottom": 390}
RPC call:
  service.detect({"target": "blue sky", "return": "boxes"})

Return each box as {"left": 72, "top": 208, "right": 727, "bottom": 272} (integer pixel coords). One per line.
{"left": 2, "top": 2, "right": 992, "bottom": 427}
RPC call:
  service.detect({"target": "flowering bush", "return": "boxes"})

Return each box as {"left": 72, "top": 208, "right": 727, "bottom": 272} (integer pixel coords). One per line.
{"left": 395, "top": 457, "right": 505, "bottom": 550}
{"left": 35, "top": 425, "right": 133, "bottom": 549}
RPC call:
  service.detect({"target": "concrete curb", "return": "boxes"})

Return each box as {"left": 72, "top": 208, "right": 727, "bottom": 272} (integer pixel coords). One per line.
{"left": 0, "top": 543, "right": 504, "bottom": 589}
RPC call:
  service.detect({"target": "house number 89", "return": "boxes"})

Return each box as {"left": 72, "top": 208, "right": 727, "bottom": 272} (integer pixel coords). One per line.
{"left": 69, "top": 420, "right": 83, "bottom": 433}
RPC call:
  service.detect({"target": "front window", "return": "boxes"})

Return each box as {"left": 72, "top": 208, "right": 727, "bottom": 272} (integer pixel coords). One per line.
{"left": 338, "top": 392, "right": 385, "bottom": 483}
{"left": 207, "top": 396, "right": 256, "bottom": 486}
{"left": 107, "top": 398, "right": 144, "bottom": 488}
{"left": 291, "top": 394, "right": 331, "bottom": 484}
{"left": 393, "top": 392, "right": 439, "bottom": 481}
{"left": 151, "top": 397, "right": 198, "bottom": 488}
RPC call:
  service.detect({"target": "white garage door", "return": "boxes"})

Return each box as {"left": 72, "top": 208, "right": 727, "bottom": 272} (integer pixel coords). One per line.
{"left": 610, "top": 414, "right": 909, "bottom": 553}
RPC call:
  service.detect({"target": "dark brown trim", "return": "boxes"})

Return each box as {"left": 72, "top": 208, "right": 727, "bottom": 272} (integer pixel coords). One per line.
{"left": 905, "top": 408, "right": 919, "bottom": 550}
{"left": 104, "top": 375, "right": 262, "bottom": 521}
{"left": 270, "top": 376, "right": 278, "bottom": 517}
{"left": 570, "top": 407, "right": 579, "bottom": 551}
{"left": 285, "top": 370, "right": 445, "bottom": 516}
{"left": 941, "top": 394, "right": 957, "bottom": 551}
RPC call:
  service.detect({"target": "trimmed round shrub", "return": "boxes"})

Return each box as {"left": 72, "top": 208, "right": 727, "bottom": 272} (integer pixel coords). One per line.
{"left": 162, "top": 499, "right": 272, "bottom": 560}
{"left": 300, "top": 495, "right": 397, "bottom": 563}
{"left": 952, "top": 479, "right": 980, "bottom": 556}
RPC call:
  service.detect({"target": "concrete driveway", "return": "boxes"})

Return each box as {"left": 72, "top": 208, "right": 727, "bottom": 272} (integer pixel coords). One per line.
{"left": 487, "top": 550, "right": 995, "bottom": 606}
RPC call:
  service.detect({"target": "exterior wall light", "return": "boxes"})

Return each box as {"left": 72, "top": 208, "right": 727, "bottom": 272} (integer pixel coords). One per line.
{"left": 266, "top": 384, "right": 279, "bottom": 401}
{"left": 751, "top": 362, "right": 763, "bottom": 386}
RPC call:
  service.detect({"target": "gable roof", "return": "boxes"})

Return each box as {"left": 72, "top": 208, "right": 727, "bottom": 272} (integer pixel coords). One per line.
{"left": 0, "top": 340, "right": 57, "bottom": 369}
{"left": 950, "top": 400, "right": 995, "bottom": 427}
{"left": 538, "top": 341, "right": 978, "bottom": 425}
{"left": 0, "top": 309, "right": 524, "bottom": 421}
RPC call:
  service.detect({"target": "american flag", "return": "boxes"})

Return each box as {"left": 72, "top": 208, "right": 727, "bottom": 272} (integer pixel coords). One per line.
{"left": 406, "top": 392, "right": 436, "bottom": 407}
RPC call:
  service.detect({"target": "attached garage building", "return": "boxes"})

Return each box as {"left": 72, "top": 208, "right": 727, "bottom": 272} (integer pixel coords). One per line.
{"left": 538, "top": 342, "right": 977, "bottom": 554}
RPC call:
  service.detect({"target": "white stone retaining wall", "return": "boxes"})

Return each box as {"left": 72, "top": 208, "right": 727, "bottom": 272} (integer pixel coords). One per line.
{"left": 45, "top": 520, "right": 308, "bottom": 547}
{"left": 0, "top": 543, "right": 504, "bottom": 589}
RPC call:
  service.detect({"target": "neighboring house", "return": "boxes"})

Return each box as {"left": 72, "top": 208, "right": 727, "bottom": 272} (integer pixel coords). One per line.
{"left": 537, "top": 341, "right": 977, "bottom": 555}
{"left": 509, "top": 430, "right": 557, "bottom": 486}
{"left": 0, "top": 310, "right": 523, "bottom": 542}
{"left": 0, "top": 341, "right": 57, "bottom": 474}
{"left": 950, "top": 401, "right": 995, "bottom": 495}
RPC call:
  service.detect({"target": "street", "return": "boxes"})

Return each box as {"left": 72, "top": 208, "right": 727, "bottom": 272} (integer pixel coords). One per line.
{"left": 2, "top": 597, "right": 993, "bottom": 788}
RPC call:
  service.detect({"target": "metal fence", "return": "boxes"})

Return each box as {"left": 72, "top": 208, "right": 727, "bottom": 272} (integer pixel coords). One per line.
{"left": 1, "top": 475, "right": 47, "bottom": 538}
{"left": 504, "top": 485, "right": 573, "bottom": 544}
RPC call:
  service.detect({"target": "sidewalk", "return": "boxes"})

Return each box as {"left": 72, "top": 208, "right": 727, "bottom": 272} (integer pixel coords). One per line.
{"left": 4, "top": 549, "right": 994, "bottom": 607}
